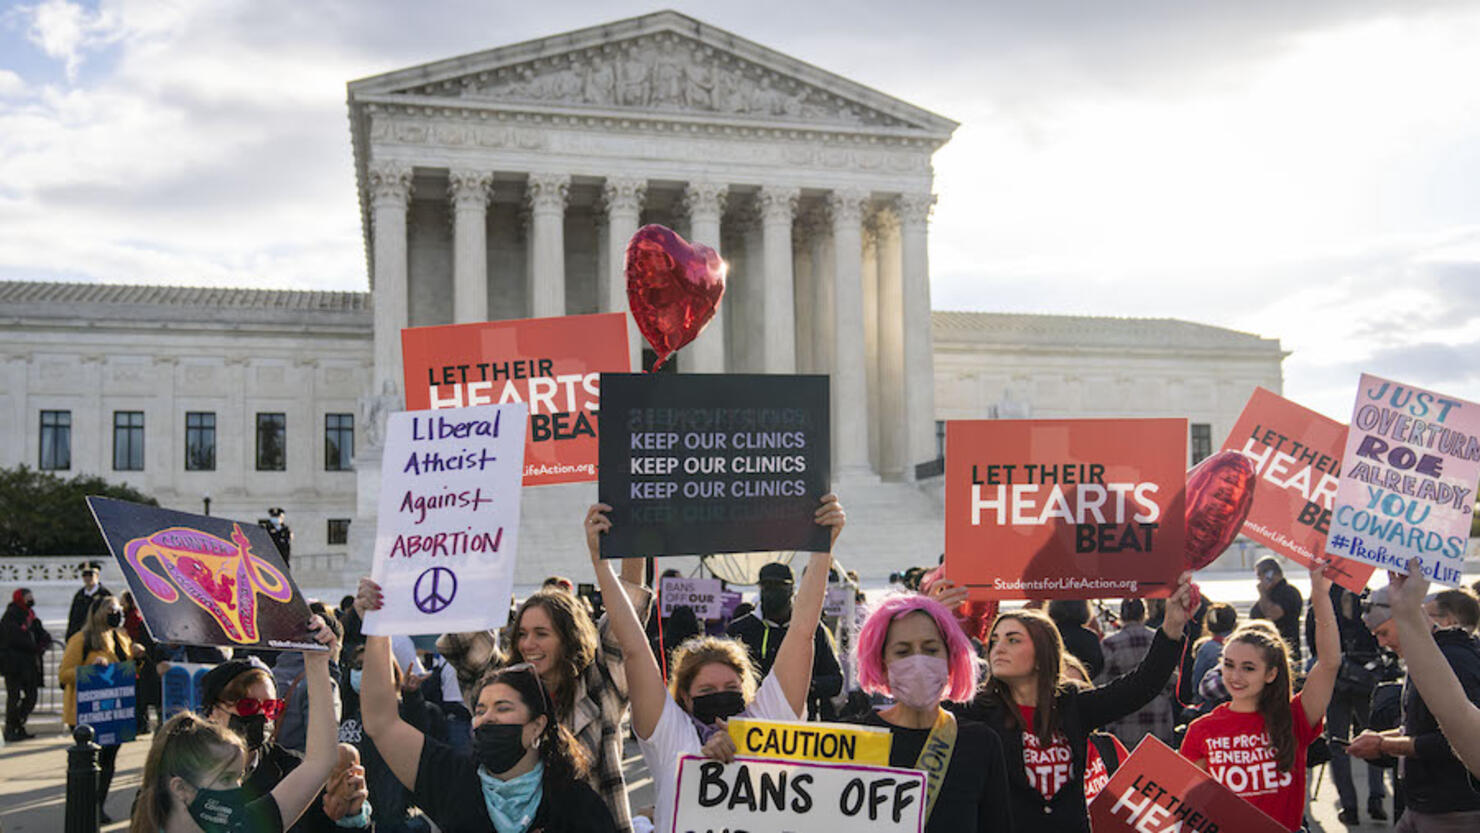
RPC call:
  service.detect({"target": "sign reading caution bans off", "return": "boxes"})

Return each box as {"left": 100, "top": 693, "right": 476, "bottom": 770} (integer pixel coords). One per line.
{"left": 728, "top": 718, "right": 893, "bottom": 766}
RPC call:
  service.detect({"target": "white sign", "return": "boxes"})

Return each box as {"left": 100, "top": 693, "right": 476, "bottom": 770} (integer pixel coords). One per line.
{"left": 671, "top": 754, "right": 925, "bottom": 833}
{"left": 660, "top": 576, "right": 724, "bottom": 619}
{"left": 364, "top": 404, "right": 527, "bottom": 635}
{"left": 824, "top": 585, "right": 854, "bottom": 618}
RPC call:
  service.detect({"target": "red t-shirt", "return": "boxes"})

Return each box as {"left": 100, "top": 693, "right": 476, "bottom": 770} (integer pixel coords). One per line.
{"left": 1018, "top": 705, "right": 1073, "bottom": 801}
{"left": 1179, "top": 692, "right": 1324, "bottom": 831}
{"left": 1083, "top": 733, "right": 1129, "bottom": 804}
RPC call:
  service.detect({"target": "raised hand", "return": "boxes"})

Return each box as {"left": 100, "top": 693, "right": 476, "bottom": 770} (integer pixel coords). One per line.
{"left": 354, "top": 577, "right": 383, "bottom": 616}
{"left": 1388, "top": 556, "right": 1431, "bottom": 618}
{"left": 1161, "top": 571, "right": 1195, "bottom": 639}
{"left": 585, "top": 503, "right": 613, "bottom": 562}
{"left": 815, "top": 493, "right": 846, "bottom": 547}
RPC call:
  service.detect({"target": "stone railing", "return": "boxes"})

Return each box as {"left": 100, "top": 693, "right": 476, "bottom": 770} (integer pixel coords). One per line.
{"left": 0, "top": 555, "right": 118, "bottom": 587}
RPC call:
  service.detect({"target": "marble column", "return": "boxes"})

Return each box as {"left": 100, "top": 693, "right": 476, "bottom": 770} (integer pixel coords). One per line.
{"left": 757, "top": 185, "right": 799, "bottom": 373}
{"left": 526, "top": 173, "right": 570, "bottom": 318}
{"left": 368, "top": 160, "right": 412, "bottom": 396}
{"left": 828, "top": 188, "right": 874, "bottom": 477}
{"left": 681, "top": 181, "right": 728, "bottom": 373}
{"left": 792, "top": 216, "right": 816, "bottom": 373}
{"left": 807, "top": 206, "right": 835, "bottom": 376}
{"left": 448, "top": 169, "right": 492, "bottom": 324}
{"left": 603, "top": 176, "right": 647, "bottom": 371}
{"left": 898, "top": 194, "right": 938, "bottom": 476}
{"left": 875, "top": 208, "right": 906, "bottom": 479}
{"left": 861, "top": 214, "right": 881, "bottom": 472}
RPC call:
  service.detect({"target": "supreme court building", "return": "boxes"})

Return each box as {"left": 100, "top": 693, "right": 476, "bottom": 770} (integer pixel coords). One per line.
{"left": 0, "top": 12, "right": 1285, "bottom": 587}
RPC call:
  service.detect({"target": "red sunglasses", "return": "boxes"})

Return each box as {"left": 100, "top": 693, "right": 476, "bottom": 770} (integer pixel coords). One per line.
{"left": 227, "top": 697, "right": 285, "bottom": 721}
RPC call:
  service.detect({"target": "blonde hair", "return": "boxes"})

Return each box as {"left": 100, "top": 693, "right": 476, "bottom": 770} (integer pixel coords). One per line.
{"left": 130, "top": 712, "right": 246, "bottom": 833}
{"left": 668, "top": 636, "right": 759, "bottom": 705}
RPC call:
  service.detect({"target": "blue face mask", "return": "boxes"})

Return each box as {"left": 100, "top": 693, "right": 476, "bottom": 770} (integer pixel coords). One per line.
{"left": 349, "top": 669, "right": 363, "bottom": 693}
{"left": 476, "top": 759, "right": 544, "bottom": 833}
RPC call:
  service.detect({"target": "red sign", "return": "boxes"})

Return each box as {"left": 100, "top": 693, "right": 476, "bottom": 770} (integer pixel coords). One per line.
{"left": 401, "top": 313, "right": 630, "bottom": 486}
{"left": 1221, "top": 387, "right": 1375, "bottom": 592}
{"left": 944, "top": 419, "right": 1187, "bottom": 600}
{"left": 1088, "top": 736, "right": 1285, "bottom": 833}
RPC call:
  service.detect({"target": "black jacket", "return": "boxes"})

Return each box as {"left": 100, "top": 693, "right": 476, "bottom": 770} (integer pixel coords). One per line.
{"left": 66, "top": 585, "right": 110, "bottom": 641}
{"left": 1400, "top": 628, "right": 1480, "bottom": 814}
{"left": 1, "top": 603, "right": 51, "bottom": 678}
{"left": 726, "top": 612, "right": 842, "bottom": 700}
{"left": 953, "top": 627, "right": 1184, "bottom": 833}
{"left": 241, "top": 742, "right": 343, "bottom": 833}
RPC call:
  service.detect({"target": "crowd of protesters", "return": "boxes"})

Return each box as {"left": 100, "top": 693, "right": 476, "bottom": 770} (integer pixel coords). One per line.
{"left": 5, "top": 508, "right": 1480, "bottom": 833}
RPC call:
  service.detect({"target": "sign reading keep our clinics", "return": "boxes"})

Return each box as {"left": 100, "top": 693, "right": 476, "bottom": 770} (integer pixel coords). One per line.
{"left": 1325, "top": 374, "right": 1480, "bottom": 587}
{"left": 363, "top": 403, "right": 527, "bottom": 635}
{"left": 670, "top": 755, "right": 924, "bottom": 833}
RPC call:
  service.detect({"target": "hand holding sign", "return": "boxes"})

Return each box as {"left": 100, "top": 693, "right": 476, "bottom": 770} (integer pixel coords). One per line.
{"left": 1160, "top": 571, "right": 1195, "bottom": 640}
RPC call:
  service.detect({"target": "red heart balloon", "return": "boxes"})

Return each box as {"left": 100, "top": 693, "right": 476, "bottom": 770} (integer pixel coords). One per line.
{"left": 625, "top": 224, "right": 726, "bottom": 371}
{"left": 1184, "top": 450, "right": 1257, "bottom": 570}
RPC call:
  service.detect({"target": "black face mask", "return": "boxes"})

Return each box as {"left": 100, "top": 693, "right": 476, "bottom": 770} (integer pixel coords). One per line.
{"left": 689, "top": 690, "right": 746, "bottom": 726}
{"left": 24, "top": 599, "right": 34, "bottom": 608}
{"left": 473, "top": 721, "right": 529, "bottom": 774}
{"left": 105, "top": 610, "right": 124, "bottom": 628}
{"left": 188, "top": 784, "right": 254, "bottom": 833}
{"left": 228, "top": 714, "right": 267, "bottom": 751}
{"left": 759, "top": 586, "right": 792, "bottom": 622}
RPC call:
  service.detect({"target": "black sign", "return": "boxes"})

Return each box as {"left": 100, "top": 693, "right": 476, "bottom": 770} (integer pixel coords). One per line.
{"left": 598, "top": 373, "right": 831, "bottom": 557}
{"left": 86, "top": 497, "right": 324, "bottom": 652}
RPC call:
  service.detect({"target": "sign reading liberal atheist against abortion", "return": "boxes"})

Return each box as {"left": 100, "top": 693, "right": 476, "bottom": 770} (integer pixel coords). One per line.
{"left": 944, "top": 419, "right": 1187, "bottom": 600}
{"left": 401, "top": 313, "right": 629, "bottom": 486}
{"left": 598, "top": 373, "right": 831, "bottom": 558}
{"left": 1088, "top": 736, "right": 1285, "bottom": 833}
{"left": 1325, "top": 374, "right": 1480, "bottom": 587}
{"left": 672, "top": 755, "right": 925, "bottom": 833}
{"left": 87, "top": 497, "right": 323, "bottom": 651}
{"left": 363, "top": 403, "right": 527, "bottom": 635}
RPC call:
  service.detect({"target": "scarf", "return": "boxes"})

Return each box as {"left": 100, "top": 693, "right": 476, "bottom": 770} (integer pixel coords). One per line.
{"left": 476, "top": 760, "right": 544, "bottom": 833}
{"left": 10, "top": 590, "right": 34, "bottom": 627}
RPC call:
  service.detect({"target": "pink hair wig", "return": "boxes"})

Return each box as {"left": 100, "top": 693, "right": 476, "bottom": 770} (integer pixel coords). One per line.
{"left": 855, "top": 593, "right": 980, "bottom": 703}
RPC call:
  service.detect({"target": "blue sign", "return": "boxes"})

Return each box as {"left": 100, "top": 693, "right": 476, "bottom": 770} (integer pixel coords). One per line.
{"left": 76, "top": 661, "right": 137, "bottom": 745}
{"left": 161, "top": 662, "right": 213, "bottom": 719}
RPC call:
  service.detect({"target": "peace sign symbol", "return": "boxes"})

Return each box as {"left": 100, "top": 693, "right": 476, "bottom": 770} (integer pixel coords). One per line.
{"left": 413, "top": 567, "right": 457, "bottom": 614}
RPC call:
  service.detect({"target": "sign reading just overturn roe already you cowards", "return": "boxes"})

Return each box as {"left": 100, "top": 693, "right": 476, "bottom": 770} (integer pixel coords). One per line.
{"left": 1325, "top": 374, "right": 1480, "bottom": 587}
{"left": 944, "top": 419, "right": 1188, "bottom": 600}
{"left": 401, "top": 313, "right": 630, "bottom": 486}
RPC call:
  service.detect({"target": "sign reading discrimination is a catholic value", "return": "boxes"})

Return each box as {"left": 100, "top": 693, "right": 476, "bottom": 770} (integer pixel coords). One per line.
{"left": 944, "top": 419, "right": 1188, "bottom": 600}
{"left": 598, "top": 373, "right": 830, "bottom": 558}
{"left": 363, "top": 404, "right": 527, "bottom": 635}
{"left": 401, "top": 313, "right": 630, "bottom": 486}
{"left": 1325, "top": 374, "right": 1480, "bottom": 587}
{"left": 76, "top": 661, "right": 137, "bottom": 746}
{"left": 1222, "top": 388, "right": 1375, "bottom": 592}
{"left": 87, "top": 497, "right": 324, "bottom": 651}
{"left": 1088, "top": 736, "right": 1285, "bottom": 833}
{"left": 670, "top": 755, "right": 925, "bottom": 833}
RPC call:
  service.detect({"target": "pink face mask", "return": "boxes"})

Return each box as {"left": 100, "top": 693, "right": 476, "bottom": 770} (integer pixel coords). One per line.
{"left": 886, "top": 653, "right": 950, "bottom": 710}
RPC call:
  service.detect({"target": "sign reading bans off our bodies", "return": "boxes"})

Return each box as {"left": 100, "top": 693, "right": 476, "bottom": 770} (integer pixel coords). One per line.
{"left": 1325, "top": 374, "right": 1480, "bottom": 587}
{"left": 944, "top": 419, "right": 1188, "bottom": 599}
{"left": 364, "top": 403, "right": 527, "bottom": 635}
{"left": 671, "top": 754, "right": 925, "bottom": 833}
{"left": 401, "top": 313, "right": 630, "bottom": 486}
{"left": 598, "top": 373, "right": 831, "bottom": 557}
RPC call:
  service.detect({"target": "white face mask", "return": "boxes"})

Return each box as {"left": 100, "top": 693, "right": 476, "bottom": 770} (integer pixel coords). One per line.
{"left": 886, "top": 653, "right": 950, "bottom": 710}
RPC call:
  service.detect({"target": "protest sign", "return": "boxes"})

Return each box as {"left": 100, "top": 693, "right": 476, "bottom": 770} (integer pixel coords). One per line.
{"left": 1088, "top": 735, "right": 1285, "bottom": 833}
{"left": 76, "top": 661, "right": 137, "bottom": 746}
{"left": 718, "top": 590, "right": 744, "bottom": 621}
{"left": 598, "top": 373, "right": 831, "bottom": 557}
{"left": 87, "top": 497, "right": 323, "bottom": 651}
{"left": 1325, "top": 374, "right": 1480, "bottom": 587}
{"left": 670, "top": 754, "right": 924, "bottom": 833}
{"left": 363, "top": 404, "right": 527, "bottom": 635}
{"left": 944, "top": 419, "right": 1188, "bottom": 600}
{"left": 161, "top": 662, "right": 213, "bottom": 719}
{"left": 824, "top": 585, "right": 854, "bottom": 618}
{"left": 659, "top": 576, "right": 724, "bottom": 619}
{"left": 401, "top": 312, "right": 630, "bottom": 486}
{"left": 727, "top": 718, "right": 892, "bottom": 766}
{"left": 1223, "top": 387, "right": 1375, "bottom": 591}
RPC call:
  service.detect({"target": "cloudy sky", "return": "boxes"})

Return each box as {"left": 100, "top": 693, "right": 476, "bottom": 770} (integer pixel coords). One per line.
{"left": 2, "top": 0, "right": 1477, "bottom": 421}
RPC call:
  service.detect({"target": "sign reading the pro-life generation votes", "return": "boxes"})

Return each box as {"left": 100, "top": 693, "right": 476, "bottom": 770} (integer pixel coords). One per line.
{"left": 671, "top": 755, "right": 924, "bottom": 833}
{"left": 1222, "top": 388, "right": 1375, "bottom": 592}
{"left": 76, "top": 661, "right": 137, "bottom": 746}
{"left": 598, "top": 374, "right": 830, "bottom": 558}
{"left": 87, "top": 497, "right": 324, "bottom": 651}
{"left": 659, "top": 576, "right": 724, "bottom": 619}
{"left": 401, "top": 313, "right": 629, "bottom": 486}
{"left": 1088, "top": 736, "right": 1285, "bottom": 833}
{"left": 944, "top": 419, "right": 1187, "bottom": 599}
{"left": 363, "top": 404, "right": 527, "bottom": 635}
{"left": 1325, "top": 374, "right": 1480, "bottom": 587}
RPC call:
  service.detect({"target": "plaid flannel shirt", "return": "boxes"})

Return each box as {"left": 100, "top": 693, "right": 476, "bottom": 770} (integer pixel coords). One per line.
{"left": 1096, "top": 622, "right": 1176, "bottom": 747}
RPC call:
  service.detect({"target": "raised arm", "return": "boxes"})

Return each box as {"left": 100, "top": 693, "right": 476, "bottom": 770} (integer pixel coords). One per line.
{"left": 770, "top": 494, "right": 845, "bottom": 718}
{"left": 1080, "top": 571, "right": 1191, "bottom": 728}
{"left": 355, "top": 579, "right": 425, "bottom": 790}
{"left": 1390, "top": 558, "right": 1480, "bottom": 776}
{"left": 269, "top": 617, "right": 339, "bottom": 828}
{"left": 585, "top": 504, "right": 667, "bottom": 739}
{"left": 1300, "top": 568, "right": 1340, "bottom": 726}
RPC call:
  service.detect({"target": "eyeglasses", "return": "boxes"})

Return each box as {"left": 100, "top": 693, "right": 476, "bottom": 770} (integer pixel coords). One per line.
{"left": 502, "top": 662, "right": 548, "bottom": 710}
{"left": 227, "top": 697, "right": 285, "bottom": 721}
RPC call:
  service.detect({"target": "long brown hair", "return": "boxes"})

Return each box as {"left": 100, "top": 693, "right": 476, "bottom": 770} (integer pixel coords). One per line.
{"left": 508, "top": 590, "right": 599, "bottom": 718}
{"left": 981, "top": 609, "right": 1069, "bottom": 744}
{"left": 474, "top": 665, "right": 591, "bottom": 785}
{"left": 130, "top": 712, "right": 246, "bottom": 833}
{"left": 1225, "top": 620, "right": 1296, "bottom": 771}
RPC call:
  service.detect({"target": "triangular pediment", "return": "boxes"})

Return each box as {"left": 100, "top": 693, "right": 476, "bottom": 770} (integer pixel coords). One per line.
{"left": 349, "top": 10, "right": 956, "bottom": 137}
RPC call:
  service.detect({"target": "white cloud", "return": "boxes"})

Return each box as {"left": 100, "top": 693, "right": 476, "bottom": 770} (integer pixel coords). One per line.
{"left": 18, "top": 0, "right": 122, "bottom": 80}
{"left": 0, "top": 69, "right": 23, "bottom": 96}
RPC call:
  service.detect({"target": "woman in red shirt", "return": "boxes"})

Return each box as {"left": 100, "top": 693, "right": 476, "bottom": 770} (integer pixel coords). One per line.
{"left": 1180, "top": 567, "right": 1339, "bottom": 831}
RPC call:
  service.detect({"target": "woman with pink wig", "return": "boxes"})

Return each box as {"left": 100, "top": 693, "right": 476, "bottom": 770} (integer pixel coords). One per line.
{"left": 847, "top": 593, "right": 1013, "bottom": 832}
